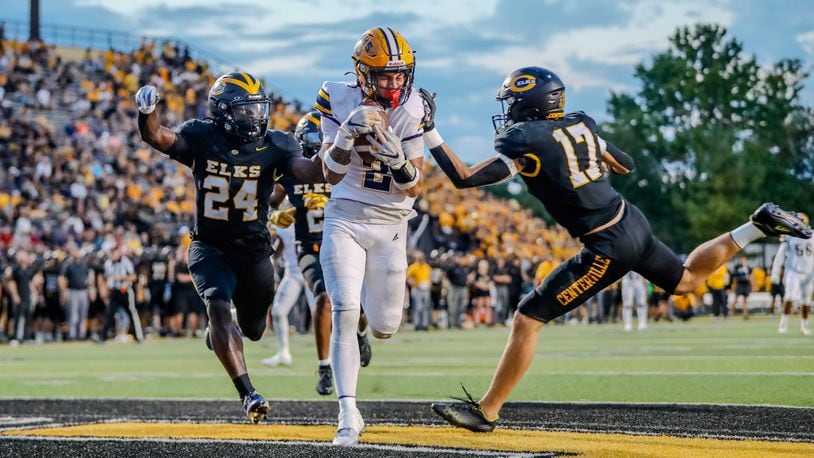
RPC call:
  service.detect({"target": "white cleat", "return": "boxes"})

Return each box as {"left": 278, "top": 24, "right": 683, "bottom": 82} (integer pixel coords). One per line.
{"left": 778, "top": 315, "right": 789, "bottom": 334}
{"left": 623, "top": 324, "right": 632, "bottom": 332}
{"left": 261, "top": 352, "right": 292, "bottom": 367}
{"left": 638, "top": 325, "right": 648, "bottom": 332}
{"left": 802, "top": 327, "right": 812, "bottom": 336}
{"left": 332, "top": 408, "right": 365, "bottom": 446}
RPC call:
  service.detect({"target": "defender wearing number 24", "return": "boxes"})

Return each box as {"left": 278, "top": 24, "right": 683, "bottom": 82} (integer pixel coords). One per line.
{"left": 136, "top": 72, "right": 324, "bottom": 425}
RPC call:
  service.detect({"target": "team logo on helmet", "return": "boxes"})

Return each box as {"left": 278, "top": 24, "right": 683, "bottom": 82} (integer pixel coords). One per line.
{"left": 509, "top": 75, "right": 537, "bottom": 93}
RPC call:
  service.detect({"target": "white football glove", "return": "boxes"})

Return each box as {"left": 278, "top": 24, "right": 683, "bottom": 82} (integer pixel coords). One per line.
{"left": 135, "top": 85, "right": 160, "bottom": 115}
{"left": 334, "top": 105, "right": 386, "bottom": 150}
{"left": 366, "top": 125, "right": 407, "bottom": 170}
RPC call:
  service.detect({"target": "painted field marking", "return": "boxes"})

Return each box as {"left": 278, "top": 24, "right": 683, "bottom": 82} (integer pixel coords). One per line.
{"left": 5, "top": 422, "right": 814, "bottom": 457}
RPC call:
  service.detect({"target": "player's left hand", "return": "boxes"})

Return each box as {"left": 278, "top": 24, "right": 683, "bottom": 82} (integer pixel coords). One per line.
{"left": 366, "top": 125, "right": 407, "bottom": 170}
{"left": 418, "top": 88, "right": 437, "bottom": 132}
{"left": 303, "top": 192, "right": 329, "bottom": 211}
{"left": 269, "top": 207, "right": 296, "bottom": 228}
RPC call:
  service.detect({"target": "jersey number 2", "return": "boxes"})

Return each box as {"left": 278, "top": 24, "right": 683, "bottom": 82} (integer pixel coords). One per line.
{"left": 552, "top": 122, "right": 602, "bottom": 188}
{"left": 203, "top": 175, "right": 258, "bottom": 221}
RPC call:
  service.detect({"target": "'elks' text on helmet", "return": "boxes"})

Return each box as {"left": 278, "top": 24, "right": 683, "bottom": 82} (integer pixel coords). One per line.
{"left": 208, "top": 72, "right": 270, "bottom": 143}
{"left": 352, "top": 27, "right": 416, "bottom": 108}
{"left": 492, "top": 66, "right": 565, "bottom": 131}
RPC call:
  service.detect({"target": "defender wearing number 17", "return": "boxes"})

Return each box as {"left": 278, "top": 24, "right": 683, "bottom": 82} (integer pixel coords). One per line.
{"left": 136, "top": 72, "right": 325, "bottom": 423}
{"left": 420, "top": 66, "right": 813, "bottom": 432}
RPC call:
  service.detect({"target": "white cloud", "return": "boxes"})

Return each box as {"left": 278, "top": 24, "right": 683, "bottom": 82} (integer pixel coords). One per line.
{"left": 465, "top": 0, "right": 735, "bottom": 91}
{"left": 797, "top": 30, "right": 814, "bottom": 55}
{"left": 247, "top": 55, "right": 323, "bottom": 76}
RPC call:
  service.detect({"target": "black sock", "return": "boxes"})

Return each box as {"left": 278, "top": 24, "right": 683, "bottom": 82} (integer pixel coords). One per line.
{"left": 232, "top": 374, "right": 255, "bottom": 398}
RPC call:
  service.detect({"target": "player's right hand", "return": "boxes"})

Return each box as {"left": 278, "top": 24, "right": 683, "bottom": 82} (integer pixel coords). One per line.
{"left": 303, "top": 192, "right": 329, "bottom": 211}
{"left": 135, "top": 85, "right": 160, "bottom": 114}
{"left": 269, "top": 207, "right": 296, "bottom": 228}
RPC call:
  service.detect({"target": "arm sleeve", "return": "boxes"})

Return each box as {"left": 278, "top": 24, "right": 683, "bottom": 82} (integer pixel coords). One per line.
{"left": 271, "top": 131, "right": 305, "bottom": 177}
{"left": 427, "top": 144, "right": 514, "bottom": 189}
{"left": 598, "top": 136, "right": 635, "bottom": 173}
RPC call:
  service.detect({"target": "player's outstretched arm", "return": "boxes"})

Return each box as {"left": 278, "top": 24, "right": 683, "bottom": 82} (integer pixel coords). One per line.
{"left": 290, "top": 156, "right": 327, "bottom": 184}
{"left": 136, "top": 85, "right": 177, "bottom": 153}
{"left": 419, "top": 89, "right": 513, "bottom": 189}
{"left": 599, "top": 138, "right": 634, "bottom": 175}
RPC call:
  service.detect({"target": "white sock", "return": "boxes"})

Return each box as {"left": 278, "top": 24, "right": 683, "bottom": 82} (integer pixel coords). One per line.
{"left": 332, "top": 309, "right": 362, "bottom": 402}
{"left": 729, "top": 222, "right": 766, "bottom": 249}
{"left": 622, "top": 307, "right": 633, "bottom": 328}
{"left": 272, "top": 313, "right": 289, "bottom": 355}
{"left": 319, "top": 359, "right": 331, "bottom": 367}
{"left": 339, "top": 395, "right": 357, "bottom": 413}
{"left": 637, "top": 304, "right": 648, "bottom": 327}
{"left": 802, "top": 318, "right": 809, "bottom": 329}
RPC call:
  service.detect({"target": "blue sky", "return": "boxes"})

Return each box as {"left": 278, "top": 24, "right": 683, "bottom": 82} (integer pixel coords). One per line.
{"left": 4, "top": 0, "right": 814, "bottom": 161}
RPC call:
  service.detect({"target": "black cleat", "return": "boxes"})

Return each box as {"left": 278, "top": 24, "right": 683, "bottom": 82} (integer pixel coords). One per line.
{"left": 751, "top": 203, "right": 812, "bottom": 239}
{"left": 316, "top": 364, "right": 334, "bottom": 395}
{"left": 358, "top": 332, "right": 372, "bottom": 367}
{"left": 431, "top": 384, "right": 498, "bottom": 433}
{"left": 242, "top": 391, "right": 270, "bottom": 424}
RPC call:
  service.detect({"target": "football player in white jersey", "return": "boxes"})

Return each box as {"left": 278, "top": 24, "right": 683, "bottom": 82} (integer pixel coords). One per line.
{"left": 316, "top": 27, "right": 425, "bottom": 446}
{"left": 771, "top": 213, "right": 814, "bottom": 335}
{"left": 621, "top": 271, "right": 648, "bottom": 332}
{"left": 262, "top": 220, "right": 315, "bottom": 367}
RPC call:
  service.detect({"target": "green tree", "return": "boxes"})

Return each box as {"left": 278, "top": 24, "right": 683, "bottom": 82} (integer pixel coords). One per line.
{"left": 603, "top": 24, "right": 814, "bottom": 251}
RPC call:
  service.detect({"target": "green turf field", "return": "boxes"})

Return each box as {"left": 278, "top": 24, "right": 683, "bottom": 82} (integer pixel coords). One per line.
{"left": 1, "top": 315, "right": 812, "bottom": 406}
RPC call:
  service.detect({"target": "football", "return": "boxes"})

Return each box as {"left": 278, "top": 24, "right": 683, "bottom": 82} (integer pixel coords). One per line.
{"left": 353, "top": 99, "right": 388, "bottom": 163}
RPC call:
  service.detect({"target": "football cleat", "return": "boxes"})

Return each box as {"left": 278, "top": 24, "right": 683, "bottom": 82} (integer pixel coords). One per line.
{"left": 316, "top": 365, "right": 334, "bottom": 395}
{"left": 242, "top": 391, "right": 270, "bottom": 424}
{"left": 751, "top": 203, "right": 813, "bottom": 239}
{"left": 431, "top": 384, "right": 497, "bottom": 433}
{"left": 261, "top": 352, "right": 292, "bottom": 367}
{"left": 332, "top": 407, "right": 365, "bottom": 446}
{"left": 358, "top": 332, "right": 372, "bottom": 367}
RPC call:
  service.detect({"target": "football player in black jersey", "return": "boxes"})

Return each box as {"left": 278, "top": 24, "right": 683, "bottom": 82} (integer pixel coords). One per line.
{"left": 264, "top": 111, "right": 373, "bottom": 395}
{"left": 136, "top": 72, "right": 325, "bottom": 423}
{"left": 415, "top": 66, "right": 813, "bottom": 432}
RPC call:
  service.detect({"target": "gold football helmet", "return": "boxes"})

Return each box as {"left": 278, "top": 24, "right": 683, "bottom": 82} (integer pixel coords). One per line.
{"left": 352, "top": 27, "right": 415, "bottom": 108}
{"left": 799, "top": 212, "right": 810, "bottom": 225}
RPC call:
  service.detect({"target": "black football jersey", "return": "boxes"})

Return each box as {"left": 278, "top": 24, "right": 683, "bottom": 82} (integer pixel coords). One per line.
{"left": 494, "top": 112, "right": 623, "bottom": 238}
{"left": 166, "top": 119, "right": 302, "bottom": 261}
{"left": 276, "top": 174, "right": 333, "bottom": 250}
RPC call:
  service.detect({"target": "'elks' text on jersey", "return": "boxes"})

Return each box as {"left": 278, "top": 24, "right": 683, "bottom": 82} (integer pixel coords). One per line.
{"left": 276, "top": 174, "right": 333, "bottom": 249}
{"left": 495, "top": 112, "right": 622, "bottom": 238}
{"left": 166, "top": 119, "right": 302, "bottom": 261}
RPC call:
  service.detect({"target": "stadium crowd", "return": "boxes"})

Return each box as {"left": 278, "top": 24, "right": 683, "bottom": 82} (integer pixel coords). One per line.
{"left": 0, "top": 37, "right": 779, "bottom": 346}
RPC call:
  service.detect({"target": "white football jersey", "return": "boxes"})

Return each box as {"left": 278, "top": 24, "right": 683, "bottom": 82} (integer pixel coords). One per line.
{"left": 316, "top": 81, "right": 424, "bottom": 219}
{"left": 772, "top": 236, "right": 814, "bottom": 279}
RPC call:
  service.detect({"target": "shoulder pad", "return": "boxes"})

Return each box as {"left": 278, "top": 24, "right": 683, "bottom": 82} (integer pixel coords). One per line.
{"left": 176, "top": 118, "right": 212, "bottom": 135}
{"left": 268, "top": 130, "right": 302, "bottom": 156}
{"left": 493, "top": 124, "right": 528, "bottom": 159}
{"left": 400, "top": 88, "right": 425, "bottom": 120}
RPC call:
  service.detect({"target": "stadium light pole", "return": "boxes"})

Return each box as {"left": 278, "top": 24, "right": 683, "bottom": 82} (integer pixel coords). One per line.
{"left": 29, "top": 0, "right": 40, "bottom": 42}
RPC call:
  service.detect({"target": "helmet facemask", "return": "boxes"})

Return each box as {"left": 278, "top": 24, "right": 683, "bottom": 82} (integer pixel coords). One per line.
{"left": 356, "top": 63, "right": 414, "bottom": 108}
{"left": 218, "top": 99, "right": 270, "bottom": 143}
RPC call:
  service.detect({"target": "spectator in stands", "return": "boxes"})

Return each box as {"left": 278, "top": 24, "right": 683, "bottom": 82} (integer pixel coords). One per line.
{"left": 60, "top": 245, "right": 92, "bottom": 340}
{"left": 444, "top": 254, "right": 470, "bottom": 329}
{"left": 706, "top": 264, "right": 728, "bottom": 319}
{"left": 491, "top": 257, "right": 513, "bottom": 326}
{"left": 471, "top": 259, "right": 493, "bottom": 326}
{"left": 407, "top": 251, "right": 432, "bottom": 331}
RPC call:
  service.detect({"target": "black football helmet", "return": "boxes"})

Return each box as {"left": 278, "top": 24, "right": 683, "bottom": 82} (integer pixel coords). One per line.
{"left": 294, "top": 111, "right": 322, "bottom": 159}
{"left": 208, "top": 72, "right": 270, "bottom": 143}
{"left": 492, "top": 66, "right": 565, "bottom": 131}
